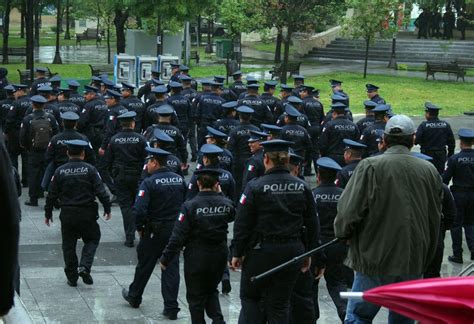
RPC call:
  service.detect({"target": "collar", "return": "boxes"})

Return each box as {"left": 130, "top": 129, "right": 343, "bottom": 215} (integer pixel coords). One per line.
{"left": 385, "top": 145, "right": 411, "bottom": 155}
{"left": 197, "top": 191, "right": 219, "bottom": 196}
{"left": 265, "top": 166, "right": 290, "bottom": 175}
{"left": 318, "top": 182, "right": 337, "bottom": 187}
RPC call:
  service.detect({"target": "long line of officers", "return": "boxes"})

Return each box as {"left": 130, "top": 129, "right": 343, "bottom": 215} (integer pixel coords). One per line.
{"left": 1, "top": 65, "right": 473, "bottom": 323}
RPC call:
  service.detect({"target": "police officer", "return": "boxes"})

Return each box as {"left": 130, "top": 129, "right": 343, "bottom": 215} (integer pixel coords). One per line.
{"left": 292, "top": 75, "right": 305, "bottom": 97}
{"left": 273, "top": 84, "right": 293, "bottom": 121}
{"left": 167, "top": 81, "right": 192, "bottom": 150}
{"left": 99, "top": 89, "right": 128, "bottom": 154}
{"left": 33, "top": 86, "right": 61, "bottom": 123}
{"left": 276, "top": 96, "right": 311, "bottom": 129}
{"left": 261, "top": 123, "right": 282, "bottom": 140}
{"left": 20, "top": 95, "right": 59, "bottom": 206}
{"left": 415, "top": 102, "right": 455, "bottom": 174}
{"left": 143, "top": 105, "right": 188, "bottom": 171}
{"left": 5, "top": 84, "right": 31, "bottom": 186}
{"left": 30, "top": 67, "right": 51, "bottom": 96}
{"left": 321, "top": 94, "right": 354, "bottom": 128}
{"left": 214, "top": 75, "right": 237, "bottom": 102}
{"left": 197, "top": 127, "right": 233, "bottom": 172}
{"left": 196, "top": 81, "right": 226, "bottom": 147}
{"left": 67, "top": 80, "right": 86, "bottom": 108}
{"left": 319, "top": 102, "right": 360, "bottom": 166}
{"left": 181, "top": 75, "right": 199, "bottom": 161}
{"left": 336, "top": 139, "right": 367, "bottom": 189}
{"left": 143, "top": 85, "right": 169, "bottom": 130}
{"left": 160, "top": 168, "right": 235, "bottom": 324}
{"left": 360, "top": 104, "right": 390, "bottom": 156}
{"left": 212, "top": 101, "right": 239, "bottom": 135}
{"left": 442, "top": 128, "right": 474, "bottom": 264}
{"left": 312, "top": 157, "right": 348, "bottom": 321}
{"left": 0, "top": 84, "right": 15, "bottom": 130}
{"left": 44, "top": 140, "right": 111, "bottom": 287}
{"left": 106, "top": 111, "right": 147, "bottom": 247}
{"left": 137, "top": 68, "right": 161, "bottom": 100}
{"left": 144, "top": 79, "right": 166, "bottom": 109}
{"left": 366, "top": 83, "right": 386, "bottom": 104}
{"left": 227, "top": 106, "right": 260, "bottom": 195}
{"left": 230, "top": 70, "right": 247, "bottom": 98}
{"left": 187, "top": 144, "right": 236, "bottom": 201}
{"left": 122, "top": 147, "right": 186, "bottom": 320}
{"left": 237, "top": 76, "right": 258, "bottom": 100}
{"left": 148, "top": 129, "right": 183, "bottom": 177}
{"left": 356, "top": 100, "right": 377, "bottom": 133}
{"left": 242, "top": 130, "right": 268, "bottom": 190}
{"left": 231, "top": 139, "right": 320, "bottom": 323}
{"left": 55, "top": 88, "right": 81, "bottom": 116}
{"left": 179, "top": 65, "right": 197, "bottom": 90}
{"left": 259, "top": 81, "right": 280, "bottom": 117}
{"left": 330, "top": 79, "right": 350, "bottom": 107}
{"left": 238, "top": 83, "right": 273, "bottom": 127}
{"left": 170, "top": 63, "right": 181, "bottom": 83}
{"left": 120, "top": 82, "right": 146, "bottom": 133}
{"left": 49, "top": 75, "right": 61, "bottom": 91}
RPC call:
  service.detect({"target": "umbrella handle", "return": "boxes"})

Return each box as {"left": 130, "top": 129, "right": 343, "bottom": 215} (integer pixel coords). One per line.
{"left": 340, "top": 292, "right": 364, "bottom": 300}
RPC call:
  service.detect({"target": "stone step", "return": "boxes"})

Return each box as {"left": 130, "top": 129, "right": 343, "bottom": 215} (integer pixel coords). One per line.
{"left": 322, "top": 43, "right": 474, "bottom": 50}
{"left": 310, "top": 48, "right": 474, "bottom": 58}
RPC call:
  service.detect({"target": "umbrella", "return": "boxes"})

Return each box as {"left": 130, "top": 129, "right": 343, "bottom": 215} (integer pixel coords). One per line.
{"left": 341, "top": 277, "right": 474, "bottom": 324}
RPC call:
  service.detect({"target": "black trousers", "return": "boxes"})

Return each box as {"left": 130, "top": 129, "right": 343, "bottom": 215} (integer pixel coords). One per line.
{"left": 184, "top": 242, "right": 227, "bottom": 324}
{"left": 97, "top": 154, "right": 116, "bottom": 195}
{"left": 188, "top": 123, "right": 198, "bottom": 158}
{"left": 422, "top": 149, "right": 446, "bottom": 174}
{"left": 313, "top": 240, "right": 348, "bottom": 322}
{"left": 27, "top": 150, "right": 46, "bottom": 200}
{"left": 8, "top": 149, "right": 28, "bottom": 185}
{"left": 239, "top": 241, "right": 304, "bottom": 324}
{"left": 128, "top": 222, "right": 180, "bottom": 313}
{"left": 289, "top": 271, "right": 316, "bottom": 324}
{"left": 60, "top": 209, "right": 101, "bottom": 282}
{"left": 113, "top": 171, "right": 140, "bottom": 242}
{"left": 233, "top": 157, "right": 247, "bottom": 196}
{"left": 424, "top": 228, "right": 446, "bottom": 278}
{"left": 450, "top": 191, "right": 474, "bottom": 257}
{"left": 197, "top": 125, "right": 209, "bottom": 149}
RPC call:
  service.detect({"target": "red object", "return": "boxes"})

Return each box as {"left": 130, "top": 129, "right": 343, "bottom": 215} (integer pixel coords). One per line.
{"left": 363, "top": 277, "right": 474, "bottom": 324}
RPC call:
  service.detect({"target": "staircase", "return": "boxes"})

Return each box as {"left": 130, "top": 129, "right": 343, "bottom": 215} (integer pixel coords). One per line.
{"left": 306, "top": 38, "right": 474, "bottom": 63}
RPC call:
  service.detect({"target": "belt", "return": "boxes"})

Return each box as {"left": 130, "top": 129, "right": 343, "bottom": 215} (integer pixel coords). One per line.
{"left": 261, "top": 235, "right": 301, "bottom": 243}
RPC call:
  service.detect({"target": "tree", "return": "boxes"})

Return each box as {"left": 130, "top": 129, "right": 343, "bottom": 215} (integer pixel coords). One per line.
{"left": 64, "top": 0, "right": 71, "bottom": 40}
{"left": 342, "top": 0, "right": 399, "bottom": 78}
{"left": 53, "top": 0, "right": 62, "bottom": 63}
{"left": 2, "top": 0, "right": 12, "bottom": 64}
{"left": 25, "top": 0, "right": 34, "bottom": 81}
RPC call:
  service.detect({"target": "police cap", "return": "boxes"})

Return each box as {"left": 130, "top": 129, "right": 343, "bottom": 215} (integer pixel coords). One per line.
{"left": 61, "top": 111, "right": 80, "bottom": 121}
{"left": 38, "top": 85, "right": 53, "bottom": 93}
{"left": 152, "top": 78, "right": 164, "bottom": 86}
{"left": 210, "top": 81, "right": 223, "bottom": 87}
{"left": 261, "top": 123, "right": 282, "bottom": 134}
{"left": 194, "top": 168, "right": 222, "bottom": 176}
{"left": 214, "top": 76, "right": 225, "bottom": 83}
{"left": 293, "top": 75, "right": 305, "bottom": 80}
{"left": 366, "top": 83, "right": 380, "bottom": 92}
{"left": 424, "top": 102, "right": 441, "bottom": 111}
{"left": 67, "top": 80, "right": 81, "bottom": 88}
{"left": 331, "top": 93, "right": 348, "bottom": 103}
{"left": 169, "top": 81, "right": 183, "bottom": 89}
{"left": 232, "top": 70, "right": 242, "bottom": 77}
{"left": 248, "top": 130, "right": 268, "bottom": 142}
{"left": 373, "top": 104, "right": 391, "bottom": 112}
{"left": 91, "top": 76, "right": 102, "bottom": 82}
{"left": 4, "top": 84, "right": 15, "bottom": 93}
{"left": 170, "top": 63, "right": 180, "bottom": 69}
{"left": 30, "top": 95, "right": 48, "bottom": 104}
{"left": 121, "top": 82, "right": 136, "bottom": 90}
{"left": 145, "top": 146, "right": 171, "bottom": 160}
{"left": 236, "top": 106, "right": 254, "bottom": 114}
{"left": 264, "top": 80, "right": 278, "bottom": 87}
{"left": 57, "top": 87, "right": 71, "bottom": 95}
{"left": 280, "top": 84, "right": 293, "bottom": 92}
{"left": 300, "top": 85, "right": 314, "bottom": 92}
{"left": 289, "top": 149, "right": 304, "bottom": 165}
{"left": 363, "top": 100, "right": 377, "bottom": 109}
{"left": 285, "top": 104, "right": 301, "bottom": 117}
{"left": 152, "top": 129, "right": 174, "bottom": 143}
{"left": 12, "top": 84, "right": 28, "bottom": 91}
{"left": 151, "top": 68, "right": 161, "bottom": 74}
{"left": 329, "top": 79, "right": 342, "bottom": 87}
{"left": 458, "top": 128, "right": 474, "bottom": 139}
{"left": 117, "top": 111, "right": 136, "bottom": 121}
{"left": 261, "top": 139, "right": 293, "bottom": 153}
{"left": 247, "top": 83, "right": 260, "bottom": 90}
{"left": 316, "top": 157, "right": 342, "bottom": 171}
{"left": 84, "top": 85, "right": 99, "bottom": 93}
{"left": 330, "top": 102, "right": 347, "bottom": 111}
{"left": 200, "top": 143, "right": 223, "bottom": 155}
{"left": 49, "top": 75, "right": 61, "bottom": 82}
{"left": 180, "top": 65, "right": 190, "bottom": 72}
{"left": 101, "top": 78, "right": 115, "bottom": 87}
{"left": 35, "top": 67, "right": 48, "bottom": 73}
{"left": 287, "top": 96, "right": 303, "bottom": 104}
{"left": 179, "top": 75, "right": 193, "bottom": 82}
{"left": 205, "top": 126, "right": 227, "bottom": 139}
{"left": 200, "top": 79, "right": 211, "bottom": 86}
{"left": 222, "top": 101, "right": 238, "bottom": 110}
{"left": 152, "top": 85, "right": 168, "bottom": 94}
{"left": 157, "top": 105, "right": 174, "bottom": 115}
{"left": 103, "top": 89, "right": 122, "bottom": 99}
{"left": 343, "top": 139, "right": 367, "bottom": 150}
{"left": 246, "top": 76, "right": 258, "bottom": 84}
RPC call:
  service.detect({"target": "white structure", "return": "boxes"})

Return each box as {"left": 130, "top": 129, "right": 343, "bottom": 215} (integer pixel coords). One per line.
{"left": 74, "top": 18, "right": 98, "bottom": 34}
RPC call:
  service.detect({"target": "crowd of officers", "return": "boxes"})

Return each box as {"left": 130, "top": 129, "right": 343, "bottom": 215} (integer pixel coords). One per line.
{"left": 415, "top": 6, "right": 471, "bottom": 40}
{"left": 0, "top": 63, "right": 473, "bottom": 323}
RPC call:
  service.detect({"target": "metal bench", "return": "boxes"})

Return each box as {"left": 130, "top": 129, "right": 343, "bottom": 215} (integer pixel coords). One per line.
{"left": 190, "top": 50, "right": 200, "bottom": 64}
{"left": 76, "top": 28, "right": 104, "bottom": 47}
{"left": 270, "top": 62, "right": 301, "bottom": 80}
{"left": 0, "top": 47, "right": 27, "bottom": 57}
{"left": 89, "top": 64, "right": 114, "bottom": 78}
{"left": 426, "top": 62, "right": 466, "bottom": 81}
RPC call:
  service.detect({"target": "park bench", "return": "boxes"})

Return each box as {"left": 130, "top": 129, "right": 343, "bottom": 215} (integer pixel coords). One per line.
{"left": 76, "top": 28, "right": 104, "bottom": 47}
{"left": 17, "top": 67, "right": 56, "bottom": 86}
{"left": 190, "top": 50, "right": 200, "bottom": 64}
{"left": 89, "top": 64, "right": 114, "bottom": 78}
{"left": 0, "top": 47, "right": 27, "bottom": 57}
{"left": 452, "top": 58, "right": 474, "bottom": 69}
{"left": 270, "top": 62, "right": 302, "bottom": 80}
{"left": 426, "top": 62, "right": 465, "bottom": 82}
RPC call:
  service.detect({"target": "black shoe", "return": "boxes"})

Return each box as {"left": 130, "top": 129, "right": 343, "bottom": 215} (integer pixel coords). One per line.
{"left": 122, "top": 288, "right": 140, "bottom": 308}
{"left": 221, "top": 279, "right": 231, "bottom": 294}
{"left": 67, "top": 279, "right": 77, "bottom": 287}
{"left": 25, "top": 199, "right": 38, "bottom": 206}
{"left": 124, "top": 240, "right": 134, "bottom": 248}
{"left": 448, "top": 255, "right": 463, "bottom": 264}
{"left": 162, "top": 309, "right": 178, "bottom": 320}
{"left": 78, "top": 268, "right": 94, "bottom": 285}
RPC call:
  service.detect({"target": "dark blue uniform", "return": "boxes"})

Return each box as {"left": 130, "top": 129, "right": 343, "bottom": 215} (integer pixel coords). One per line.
{"left": 144, "top": 123, "right": 188, "bottom": 164}
{"left": 186, "top": 167, "right": 236, "bottom": 201}
{"left": 0, "top": 96, "right": 14, "bottom": 130}
{"left": 312, "top": 183, "right": 348, "bottom": 321}
{"left": 167, "top": 93, "right": 192, "bottom": 135}
{"left": 127, "top": 168, "right": 186, "bottom": 311}
{"left": 182, "top": 87, "right": 199, "bottom": 159}
{"left": 161, "top": 191, "right": 235, "bottom": 324}
{"left": 196, "top": 93, "right": 226, "bottom": 147}
{"left": 416, "top": 118, "right": 455, "bottom": 174}
{"left": 45, "top": 159, "right": 111, "bottom": 283}
{"left": 30, "top": 77, "right": 50, "bottom": 96}
{"left": 106, "top": 129, "right": 147, "bottom": 243}
{"left": 442, "top": 148, "right": 474, "bottom": 260}
{"left": 319, "top": 116, "right": 359, "bottom": 166}
{"left": 233, "top": 166, "right": 319, "bottom": 323}
{"left": 370, "top": 94, "right": 385, "bottom": 105}
{"left": 259, "top": 92, "right": 280, "bottom": 117}
{"left": 336, "top": 160, "right": 361, "bottom": 189}
{"left": 212, "top": 117, "right": 239, "bottom": 135}
{"left": 56, "top": 100, "right": 81, "bottom": 116}
{"left": 101, "top": 103, "right": 128, "bottom": 150}
{"left": 242, "top": 149, "right": 265, "bottom": 189}
{"left": 238, "top": 95, "right": 273, "bottom": 127}
{"left": 230, "top": 81, "right": 247, "bottom": 98}
{"left": 356, "top": 116, "right": 375, "bottom": 134}
{"left": 77, "top": 98, "right": 108, "bottom": 151}
{"left": 360, "top": 121, "right": 386, "bottom": 156}
{"left": 280, "top": 123, "right": 312, "bottom": 160}
{"left": 196, "top": 148, "right": 233, "bottom": 172}
{"left": 121, "top": 97, "right": 146, "bottom": 132}
{"left": 69, "top": 92, "right": 86, "bottom": 108}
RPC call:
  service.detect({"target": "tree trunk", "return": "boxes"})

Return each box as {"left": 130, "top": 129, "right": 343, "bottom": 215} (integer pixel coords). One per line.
{"left": 107, "top": 23, "right": 111, "bottom": 64}
{"left": 96, "top": 2, "right": 101, "bottom": 37}
{"left": 280, "top": 28, "right": 292, "bottom": 84}
{"left": 26, "top": 0, "right": 35, "bottom": 82}
{"left": 136, "top": 17, "right": 142, "bottom": 29}
{"left": 53, "top": 0, "right": 62, "bottom": 64}
{"left": 205, "top": 18, "right": 213, "bottom": 53}
{"left": 114, "top": 8, "right": 129, "bottom": 54}
{"left": 64, "top": 0, "right": 70, "bottom": 40}
{"left": 156, "top": 16, "right": 162, "bottom": 56}
{"left": 2, "top": 0, "right": 11, "bottom": 64}
{"left": 20, "top": 0, "right": 26, "bottom": 39}
{"left": 363, "top": 36, "right": 370, "bottom": 79}
{"left": 34, "top": 3, "right": 40, "bottom": 47}
{"left": 274, "top": 27, "right": 282, "bottom": 63}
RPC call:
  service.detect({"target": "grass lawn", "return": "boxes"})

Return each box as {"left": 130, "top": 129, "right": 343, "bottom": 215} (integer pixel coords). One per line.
{"left": 298, "top": 72, "right": 473, "bottom": 116}
{"left": 398, "top": 63, "right": 474, "bottom": 77}
{"left": 1, "top": 35, "right": 116, "bottom": 47}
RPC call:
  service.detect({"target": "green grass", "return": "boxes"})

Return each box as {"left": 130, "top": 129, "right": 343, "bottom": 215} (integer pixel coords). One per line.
{"left": 2, "top": 63, "right": 92, "bottom": 84}
{"left": 1, "top": 35, "right": 116, "bottom": 47}
{"left": 297, "top": 72, "right": 474, "bottom": 116}
{"left": 397, "top": 63, "right": 474, "bottom": 77}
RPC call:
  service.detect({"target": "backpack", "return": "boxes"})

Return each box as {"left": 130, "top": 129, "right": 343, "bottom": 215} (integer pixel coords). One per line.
{"left": 30, "top": 115, "right": 52, "bottom": 149}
